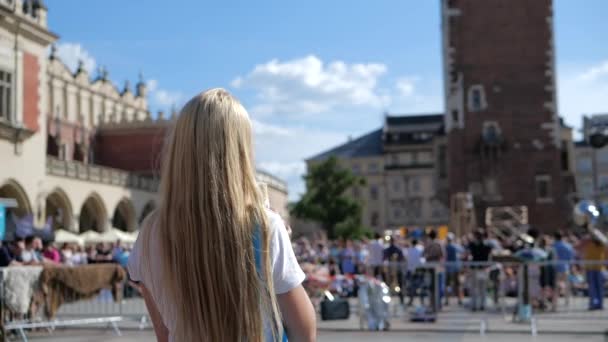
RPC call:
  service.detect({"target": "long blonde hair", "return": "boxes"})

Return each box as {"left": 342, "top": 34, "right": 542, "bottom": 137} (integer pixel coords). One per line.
{"left": 143, "top": 88, "right": 281, "bottom": 341}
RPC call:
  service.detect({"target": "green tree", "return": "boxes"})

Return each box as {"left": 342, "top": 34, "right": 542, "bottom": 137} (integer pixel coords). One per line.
{"left": 291, "top": 156, "right": 370, "bottom": 239}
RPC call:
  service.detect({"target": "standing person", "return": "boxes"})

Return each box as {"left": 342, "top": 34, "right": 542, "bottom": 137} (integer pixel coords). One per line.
{"left": 127, "top": 89, "right": 315, "bottom": 342}
{"left": 538, "top": 237, "right": 556, "bottom": 311}
{"left": 340, "top": 240, "right": 356, "bottom": 275}
{"left": 577, "top": 233, "right": 607, "bottom": 310}
{"left": 552, "top": 231, "right": 574, "bottom": 306}
{"left": 383, "top": 236, "right": 405, "bottom": 305}
{"left": 467, "top": 229, "right": 493, "bottom": 311}
{"left": 423, "top": 230, "right": 444, "bottom": 311}
{"left": 406, "top": 239, "right": 425, "bottom": 306}
{"left": 445, "top": 233, "right": 464, "bottom": 306}
{"left": 368, "top": 233, "right": 385, "bottom": 278}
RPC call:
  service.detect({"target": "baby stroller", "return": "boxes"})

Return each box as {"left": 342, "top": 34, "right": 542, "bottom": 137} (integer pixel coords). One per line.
{"left": 357, "top": 275, "right": 391, "bottom": 331}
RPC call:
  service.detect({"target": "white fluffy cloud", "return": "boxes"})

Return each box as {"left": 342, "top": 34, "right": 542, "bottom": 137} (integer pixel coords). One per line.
{"left": 232, "top": 55, "right": 390, "bottom": 116}
{"left": 254, "top": 126, "right": 348, "bottom": 199}
{"left": 146, "top": 79, "right": 184, "bottom": 108}
{"left": 251, "top": 119, "right": 291, "bottom": 136}
{"left": 53, "top": 42, "right": 97, "bottom": 73}
{"left": 395, "top": 77, "right": 416, "bottom": 96}
{"left": 558, "top": 60, "right": 608, "bottom": 134}
{"left": 578, "top": 60, "right": 608, "bottom": 82}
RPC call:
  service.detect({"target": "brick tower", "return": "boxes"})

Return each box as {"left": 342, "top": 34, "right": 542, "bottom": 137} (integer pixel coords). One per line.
{"left": 442, "top": 0, "right": 572, "bottom": 232}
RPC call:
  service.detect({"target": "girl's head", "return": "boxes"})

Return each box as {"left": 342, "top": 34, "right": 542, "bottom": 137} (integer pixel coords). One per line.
{"left": 145, "top": 88, "right": 280, "bottom": 341}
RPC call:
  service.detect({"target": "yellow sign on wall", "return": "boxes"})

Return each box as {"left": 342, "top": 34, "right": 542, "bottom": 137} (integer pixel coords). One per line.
{"left": 438, "top": 225, "right": 449, "bottom": 240}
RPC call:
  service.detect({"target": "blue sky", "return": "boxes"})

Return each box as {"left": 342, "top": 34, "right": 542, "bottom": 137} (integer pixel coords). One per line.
{"left": 47, "top": 0, "right": 608, "bottom": 199}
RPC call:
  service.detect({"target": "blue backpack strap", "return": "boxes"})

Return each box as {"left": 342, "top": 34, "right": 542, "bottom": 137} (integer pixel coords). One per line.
{"left": 253, "top": 227, "right": 288, "bottom": 342}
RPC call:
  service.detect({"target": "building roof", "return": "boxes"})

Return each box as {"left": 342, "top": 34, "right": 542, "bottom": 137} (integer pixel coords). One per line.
{"left": 308, "top": 129, "right": 383, "bottom": 161}
{"left": 384, "top": 113, "right": 444, "bottom": 126}
{"left": 308, "top": 113, "right": 445, "bottom": 162}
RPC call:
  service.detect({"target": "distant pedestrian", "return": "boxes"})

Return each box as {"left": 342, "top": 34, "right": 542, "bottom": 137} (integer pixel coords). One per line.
{"left": 369, "top": 233, "right": 385, "bottom": 278}
{"left": 445, "top": 233, "right": 464, "bottom": 306}
{"left": 467, "top": 229, "right": 493, "bottom": 311}
{"left": 578, "top": 233, "right": 607, "bottom": 310}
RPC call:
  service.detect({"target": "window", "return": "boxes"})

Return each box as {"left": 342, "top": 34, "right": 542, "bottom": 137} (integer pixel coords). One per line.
{"left": 417, "top": 151, "right": 432, "bottom": 164}
{"left": 598, "top": 149, "right": 608, "bottom": 164}
{"left": 370, "top": 185, "right": 378, "bottom": 200}
{"left": 468, "top": 85, "right": 486, "bottom": 112}
{"left": 352, "top": 164, "right": 361, "bottom": 174}
{"left": 393, "top": 179, "right": 401, "bottom": 191}
{"left": 561, "top": 140, "right": 570, "bottom": 171}
{"left": 535, "top": 175, "right": 552, "bottom": 202}
{"left": 371, "top": 212, "right": 379, "bottom": 227}
{"left": 451, "top": 110, "right": 459, "bottom": 125}
{"left": 391, "top": 154, "right": 399, "bottom": 166}
{"left": 410, "top": 177, "right": 421, "bottom": 193}
{"left": 393, "top": 208, "right": 402, "bottom": 219}
{"left": 598, "top": 175, "right": 608, "bottom": 190}
{"left": 577, "top": 158, "right": 592, "bottom": 173}
{"left": 352, "top": 186, "right": 360, "bottom": 199}
{"left": 368, "top": 162, "right": 378, "bottom": 173}
{"left": 581, "top": 179, "right": 593, "bottom": 197}
{"left": 0, "top": 70, "right": 12, "bottom": 121}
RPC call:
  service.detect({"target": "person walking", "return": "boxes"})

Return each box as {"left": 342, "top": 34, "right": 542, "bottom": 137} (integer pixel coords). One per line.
{"left": 445, "top": 233, "right": 464, "bottom": 306}
{"left": 467, "top": 229, "right": 493, "bottom": 311}
{"left": 423, "top": 230, "right": 444, "bottom": 312}
{"left": 577, "top": 233, "right": 607, "bottom": 310}
{"left": 383, "top": 236, "right": 405, "bottom": 305}
{"left": 368, "top": 233, "right": 385, "bottom": 279}
{"left": 552, "top": 231, "right": 574, "bottom": 306}
{"left": 406, "top": 239, "right": 425, "bottom": 306}
{"left": 127, "top": 89, "right": 316, "bottom": 342}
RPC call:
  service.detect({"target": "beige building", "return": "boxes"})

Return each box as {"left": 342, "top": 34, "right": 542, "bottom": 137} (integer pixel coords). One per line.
{"left": 0, "top": 1, "right": 288, "bottom": 239}
{"left": 574, "top": 114, "right": 608, "bottom": 202}
{"left": 307, "top": 114, "right": 449, "bottom": 233}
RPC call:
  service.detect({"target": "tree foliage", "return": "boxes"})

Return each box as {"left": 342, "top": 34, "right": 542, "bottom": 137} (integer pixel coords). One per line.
{"left": 291, "top": 157, "right": 370, "bottom": 239}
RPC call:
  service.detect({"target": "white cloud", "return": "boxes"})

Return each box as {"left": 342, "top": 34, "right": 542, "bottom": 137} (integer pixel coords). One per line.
{"left": 578, "top": 60, "right": 608, "bottom": 82}
{"left": 146, "top": 78, "right": 183, "bottom": 108}
{"left": 254, "top": 125, "right": 348, "bottom": 200}
{"left": 258, "top": 161, "right": 306, "bottom": 181}
{"left": 232, "top": 55, "right": 390, "bottom": 116}
{"left": 395, "top": 77, "right": 416, "bottom": 97}
{"left": 558, "top": 60, "right": 608, "bottom": 136}
{"left": 154, "top": 89, "right": 183, "bottom": 107}
{"left": 251, "top": 119, "right": 291, "bottom": 136}
{"left": 53, "top": 42, "right": 97, "bottom": 73}
{"left": 146, "top": 79, "right": 158, "bottom": 92}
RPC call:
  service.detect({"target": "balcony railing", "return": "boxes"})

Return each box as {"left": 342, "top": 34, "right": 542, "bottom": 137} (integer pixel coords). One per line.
{"left": 46, "top": 157, "right": 159, "bottom": 192}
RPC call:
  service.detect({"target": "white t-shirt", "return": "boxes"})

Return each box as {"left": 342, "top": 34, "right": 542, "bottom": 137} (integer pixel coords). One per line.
{"left": 368, "top": 239, "right": 385, "bottom": 266}
{"left": 127, "top": 209, "right": 305, "bottom": 341}
{"left": 20, "top": 249, "right": 40, "bottom": 263}
{"left": 407, "top": 245, "right": 424, "bottom": 272}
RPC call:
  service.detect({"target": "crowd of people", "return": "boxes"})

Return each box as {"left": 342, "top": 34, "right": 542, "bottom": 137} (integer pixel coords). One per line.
{"left": 0, "top": 236, "right": 133, "bottom": 269}
{"left": 293, "top": 228, "right": 607, "bottom": 312}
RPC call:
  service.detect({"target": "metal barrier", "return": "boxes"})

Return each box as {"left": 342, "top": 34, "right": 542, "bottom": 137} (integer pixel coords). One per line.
{"left": 308, "top": 258, "right": 607, "bottom": 335}
{"left": 0, "top": 265, "right": 149, "bottom": 342}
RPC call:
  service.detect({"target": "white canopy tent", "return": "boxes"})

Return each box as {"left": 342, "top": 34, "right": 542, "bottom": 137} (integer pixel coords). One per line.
{"left": 54, "top": 229, "right": 85, "bottom": 246}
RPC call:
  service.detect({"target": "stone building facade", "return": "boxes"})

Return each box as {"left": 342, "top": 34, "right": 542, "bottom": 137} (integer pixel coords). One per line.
{"left": 442, "top": 0, "right": 575, "bottom": 232}
{"left": 0, "top": 1, "right": 288, "bottom": 237}
{"left": 307, "top": 114, "right": 449, "bottom": 233}
{"left": 574, "top": 114, "right": 608, "bottom": 202}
